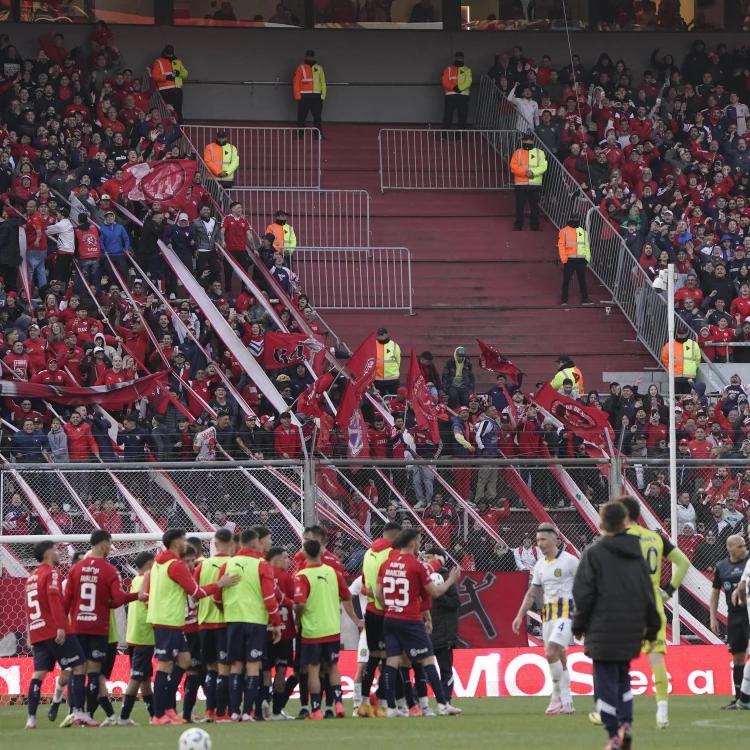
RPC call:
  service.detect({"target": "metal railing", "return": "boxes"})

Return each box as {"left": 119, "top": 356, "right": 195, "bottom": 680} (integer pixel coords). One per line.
{"left": 378, "top": 128, "right": 513, "bottom": 193}
{"left": 227, "top": 187, "right": 370, "bottom": 249}
{"left": 289, "top": 247, "right": 412, "bottom": 312}
{"left": 472, "top": 74, "right": 669, "bottom": 364}
{"left": 183, "top": 125, "right": 322, "bottom": 189}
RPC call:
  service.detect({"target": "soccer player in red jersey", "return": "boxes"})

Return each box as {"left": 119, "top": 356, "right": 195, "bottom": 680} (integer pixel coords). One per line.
{"left": 376, "top": 528, "right": 462, "bottom": 717}
{"left": 264, "top": 546, "right": 297, "bottom": 720}
{"left": 24, "top": 541, "right": 88, "bottom": 730}
{"left": 63, "top": 529, "right": 138, "bottom": 726}
{"left": 286, "top": 525, "right": 344, "bottom": 717}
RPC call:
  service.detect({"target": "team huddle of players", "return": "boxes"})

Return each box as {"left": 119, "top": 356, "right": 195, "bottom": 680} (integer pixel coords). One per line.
{"left": 23, "top": 521, "right": 462, "bottom": 728}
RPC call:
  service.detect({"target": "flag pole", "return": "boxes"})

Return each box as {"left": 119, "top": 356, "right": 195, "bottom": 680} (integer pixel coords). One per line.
{"left": 667, "top": 263, "right": 680, "bottom": 645}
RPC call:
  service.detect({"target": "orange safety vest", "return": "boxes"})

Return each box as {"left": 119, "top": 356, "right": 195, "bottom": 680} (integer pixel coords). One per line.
{"left": 557, "top": 226, "right": 590, "bottom": 263}
{"left": 151, "top": 57, "right": 175, "bottom": 90}
{"left": 205, "top": 142, "right": 225, "bottom": 177}
{"left": 293, "top": 63, "right": 325, "bottom": 100}
{"left": 268, "top": 223, "right": 284, "bottom": 251}
{"left": 509, "top": 147, "right": 544, "bottom": 186}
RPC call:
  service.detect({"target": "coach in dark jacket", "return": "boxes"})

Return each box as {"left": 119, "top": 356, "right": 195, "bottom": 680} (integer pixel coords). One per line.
{"left": 425, "top": 549, "right": 461, "bottom": 704}
{"left": 572, "top": 501, "right": 660, "bottom": 745}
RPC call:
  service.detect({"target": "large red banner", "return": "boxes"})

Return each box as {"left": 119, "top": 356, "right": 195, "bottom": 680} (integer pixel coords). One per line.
{"left": 457, "top": 572, "right": 528, "bottom": 648}
{"left": 0, "top": 646, "right": 735, "bottom": 697}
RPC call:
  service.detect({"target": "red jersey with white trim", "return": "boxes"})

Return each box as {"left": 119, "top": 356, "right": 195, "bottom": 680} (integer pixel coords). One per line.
{"left": 273, "top": 567, "right": 297, "bottom": 641}
{"left": 377, "top": 551, "right": 430, "bottom": 622}
{"left": 25, "top": 563, "right": 69, "bottom": 644}
{"left": 63, "top": 556, "right": 131, "bottom": 636}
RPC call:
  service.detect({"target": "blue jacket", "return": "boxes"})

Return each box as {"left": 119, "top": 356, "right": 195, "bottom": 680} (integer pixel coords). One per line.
{"left": 475, "top": 415, "right": 499, "bottom": 457}
{"left": 99, "top": 222, "right": 130, "bottom": 256}
{"left": 11, "top": 429, "right": 50, "bottom": 462}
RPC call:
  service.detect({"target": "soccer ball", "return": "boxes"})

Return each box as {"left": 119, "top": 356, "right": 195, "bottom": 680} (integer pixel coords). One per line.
{"left": 179, "top": 728, "right": 212, "bottom": 750}
{"left": 430, "top": 572, "right": 444, "bottom": 586}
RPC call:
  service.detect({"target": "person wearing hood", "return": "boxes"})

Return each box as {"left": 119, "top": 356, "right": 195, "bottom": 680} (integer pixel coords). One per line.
{"left": 441, "top": 346, "right": 475, "bottom": 409}
{"left": 151, "top": 44, "right": 188, "bottom": 122}
{"left": 550, "top": 355, "right": 584, "bottom": 396}
{"left": 374, "top": 326, "right": 401, "bottom": 396}
{"left": 661, "top": 326, "right": 701, "bottom": 394}
{"left": 702, "top": 263, "right": 737, "bottom": 309}
{"left": 293, "top": 49, "right": 326, "bottom": 139}
{"left": 204, "top": 129, "right": 239, "bottom": 188}
{"left": 682, "top": 39, "right": 709, "bottom": 86}
{"left": 558, "top": 215, "right": 593, "bottom": 306}
{"left": 572, "top": 500, "right": 661, "bottom": 749}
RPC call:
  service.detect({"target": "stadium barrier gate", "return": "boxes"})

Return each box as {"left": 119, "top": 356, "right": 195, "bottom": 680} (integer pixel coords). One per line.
{"left": 287, "top": 247, "right": 413, "bottom": 312}
{"left": 0, "top": 457, "right": 738, "bottom": 652}
{"left": 227, "top": 187, "right": 371, "bottom": 249}
{"left": 378, "top": 129, "right": 514, "bottom": 192}
{"left": 183, "top": 125, "right": 322, "bottom": 189}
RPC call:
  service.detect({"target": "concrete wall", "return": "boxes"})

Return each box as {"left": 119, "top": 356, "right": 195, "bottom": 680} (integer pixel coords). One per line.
{"left": 3, "top": 23, "right": 747, "bottom": 122}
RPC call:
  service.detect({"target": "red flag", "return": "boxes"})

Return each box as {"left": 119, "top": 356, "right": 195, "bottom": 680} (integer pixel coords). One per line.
{"left": 476, "top": 339, "right": 524, "bottom": 385}
{"left": 298, "top": 371, "right": 334, "bottom": 419}
{"left": 533, "top": 382, "right": 613, "bottom": 443}
{"left": 263, "top": 331, "right": 326, "bottom": 372}
{"left": 336, "top": 333, "right": 377, "bottom": 459}
{"left": 407, "top": 350, "right": 440, "bottom": 443}
{"left": 0, "top": 371, "right": 168, "bottom": 408}
{"left": 121, "top": 159, "right": 198, "bottom": 204}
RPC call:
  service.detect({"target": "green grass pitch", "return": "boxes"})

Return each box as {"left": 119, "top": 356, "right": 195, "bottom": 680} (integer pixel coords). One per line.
{"left": 0, "top": 696, "right": 745, "bottom": 749}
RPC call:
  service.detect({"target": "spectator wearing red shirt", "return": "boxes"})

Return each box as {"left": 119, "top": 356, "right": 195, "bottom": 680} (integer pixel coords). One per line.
{"left": 730, "top": 283, "right": 750, "bottom": 323}
{"left": 49, "top": 502, "right": 73, "bottom": 534}
{"left": 688, "top": 426, "right": 713, "bottom": 458}
{"left": 93, "top": 499, "right": 124, "bottom": 533}
{"left": 24, "top": 199, "right": 49, "bottom": 290}
{"left": 477, "top": 498, "right": 511, "bottom": 531}
{"left": 30, "top": 357, "right": 76, "bottom": 387}
{"left": 3, "top": 340, "right": 32, "bottom": 379}
{"left": 220, "top": 202, "right": 254, "bottom": 293}
{"left": 423, "top": 503, "right": 453, "bottom": 549}
{"left": 63, "top": 412, "right": 100, "bottom": 462}
{"left": 645, "top": 411, "right": 668, "bottom": 448}
{"left": 23, "top": 324, "right": 48, "bottom": 373}
{"left": 274, "top": 412, "right": 302, "bottom": 459}
{"left": 677, "top": 523, "right": 704, "bottom": 562}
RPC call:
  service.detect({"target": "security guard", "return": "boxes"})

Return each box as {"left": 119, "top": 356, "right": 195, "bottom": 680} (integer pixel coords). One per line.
{"left": 374, "top": 326, "right": 401, "bottom": 396}
{"left": 661, "top": 327, "right": 702, "bottom": 394}
{"left": 558, "top": 216, "right": 593, "bottom": 306}
{"left": 266, "top": 210, "right": 297, "bottom": 257}
{"left": 550, "top": 355, "right": 585, "bottom": 396}
{"left": 294, "top": 49, "right": 326, "bottom": 140}
{"left": 204, "top": 130, "right": 239, "bottom": 188}
{"left": 151, "top": 45, "right": 188, "bottom": 123}
{"left": 441, "top": 51, "right": 472, "bottom": 137}
{"left": 509, "top": 133, "right": 547, "bottom": 231}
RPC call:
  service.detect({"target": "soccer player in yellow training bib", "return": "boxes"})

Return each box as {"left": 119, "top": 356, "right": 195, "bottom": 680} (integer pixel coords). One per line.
{"left": 589, "top": 496, "right": 689, "bottom": 730}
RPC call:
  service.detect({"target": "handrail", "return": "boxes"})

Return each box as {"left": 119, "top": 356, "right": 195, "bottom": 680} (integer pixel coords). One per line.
{"left": 472, "top": 73, "right": 728, "bottom": 389}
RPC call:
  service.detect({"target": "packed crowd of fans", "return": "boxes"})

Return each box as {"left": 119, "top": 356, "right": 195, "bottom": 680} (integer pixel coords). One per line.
{"left": 498, "top": 41, "right": 750, "bottom": 359}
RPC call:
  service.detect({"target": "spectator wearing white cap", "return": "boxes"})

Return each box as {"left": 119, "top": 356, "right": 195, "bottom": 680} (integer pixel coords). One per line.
{"left": 163, "top": 212, "right": 198, "bottom": 297}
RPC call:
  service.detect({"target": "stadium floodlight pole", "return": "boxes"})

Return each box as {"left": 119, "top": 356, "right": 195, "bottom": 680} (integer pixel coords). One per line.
{"left": 667, "top": 263, "right": 681, "bottom": 645}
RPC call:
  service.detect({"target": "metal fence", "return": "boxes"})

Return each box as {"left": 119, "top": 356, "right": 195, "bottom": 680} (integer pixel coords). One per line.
{"left": 378, "top": 128, "right": 513, "bottom": 193}
{"left": 472, "top": 74, "right": 670, "bottom": 364}
{"left": 289, "top": 246, "right": 412, "bottom": 311}
{"left": 227, "top": 188, "right": 370, "bottom": 249}
{"left": 183, "top": 125, "right": 322, "bottom": 189}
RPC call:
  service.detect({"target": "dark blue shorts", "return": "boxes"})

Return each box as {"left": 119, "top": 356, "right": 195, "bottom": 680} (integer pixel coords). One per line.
{"left": 264, "top": 639, "right": 294, "bottom": 670}
{"left": 300, "top": 639, "right": 340, "bottom": 667}
{"left": 76, "top": 633, "right": 109, "bottom": 663}
{"left": 128, "top": 645, "right": 154, "bottom": 681}
{"left": 102, "top": 642, "right": 118, "bottom": 678}
{"left": 293, "top": 634, "right": 302, "bottom": 670}
{"left": 226, "top": 622, "right": 267, "bottom": 664}
{"left": 32, "top": 636, "right": 85, "bottom": 672}
{"left": 154, "top": 627, "right": 189, "bottom": 661}
{"left": 384, "top": 618, "right": 433, "bottom": 661}
{"left": 199, "top": 628, "right": 229, "bottom": 665}
{"left": 186, "top": 632, "right": 201, "bottom": 669}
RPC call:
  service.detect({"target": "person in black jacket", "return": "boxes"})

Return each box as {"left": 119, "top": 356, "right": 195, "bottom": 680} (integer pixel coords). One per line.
{"left": 424, "top": 547, "right": 460, "bottom": 706}
{"left": 138, "top": 208, "right": 168, "bottom": 286}
{"left": 572, "top": 501, "right": 661, "bottom": 750}
{"left": 0, "top": 208, "right": 26, "bottom": 292}
{"left": 441, "top": 346, "right": 475, "bottom": 409}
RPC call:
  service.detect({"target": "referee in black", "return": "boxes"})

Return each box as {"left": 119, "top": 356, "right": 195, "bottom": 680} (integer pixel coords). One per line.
{"left": 710, "top": 533, "right": 749, "bottom": 709}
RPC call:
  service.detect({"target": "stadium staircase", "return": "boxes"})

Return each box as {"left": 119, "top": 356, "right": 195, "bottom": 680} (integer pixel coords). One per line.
{"left": 317, "top": 124, "right": 655, "bottom": 390}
